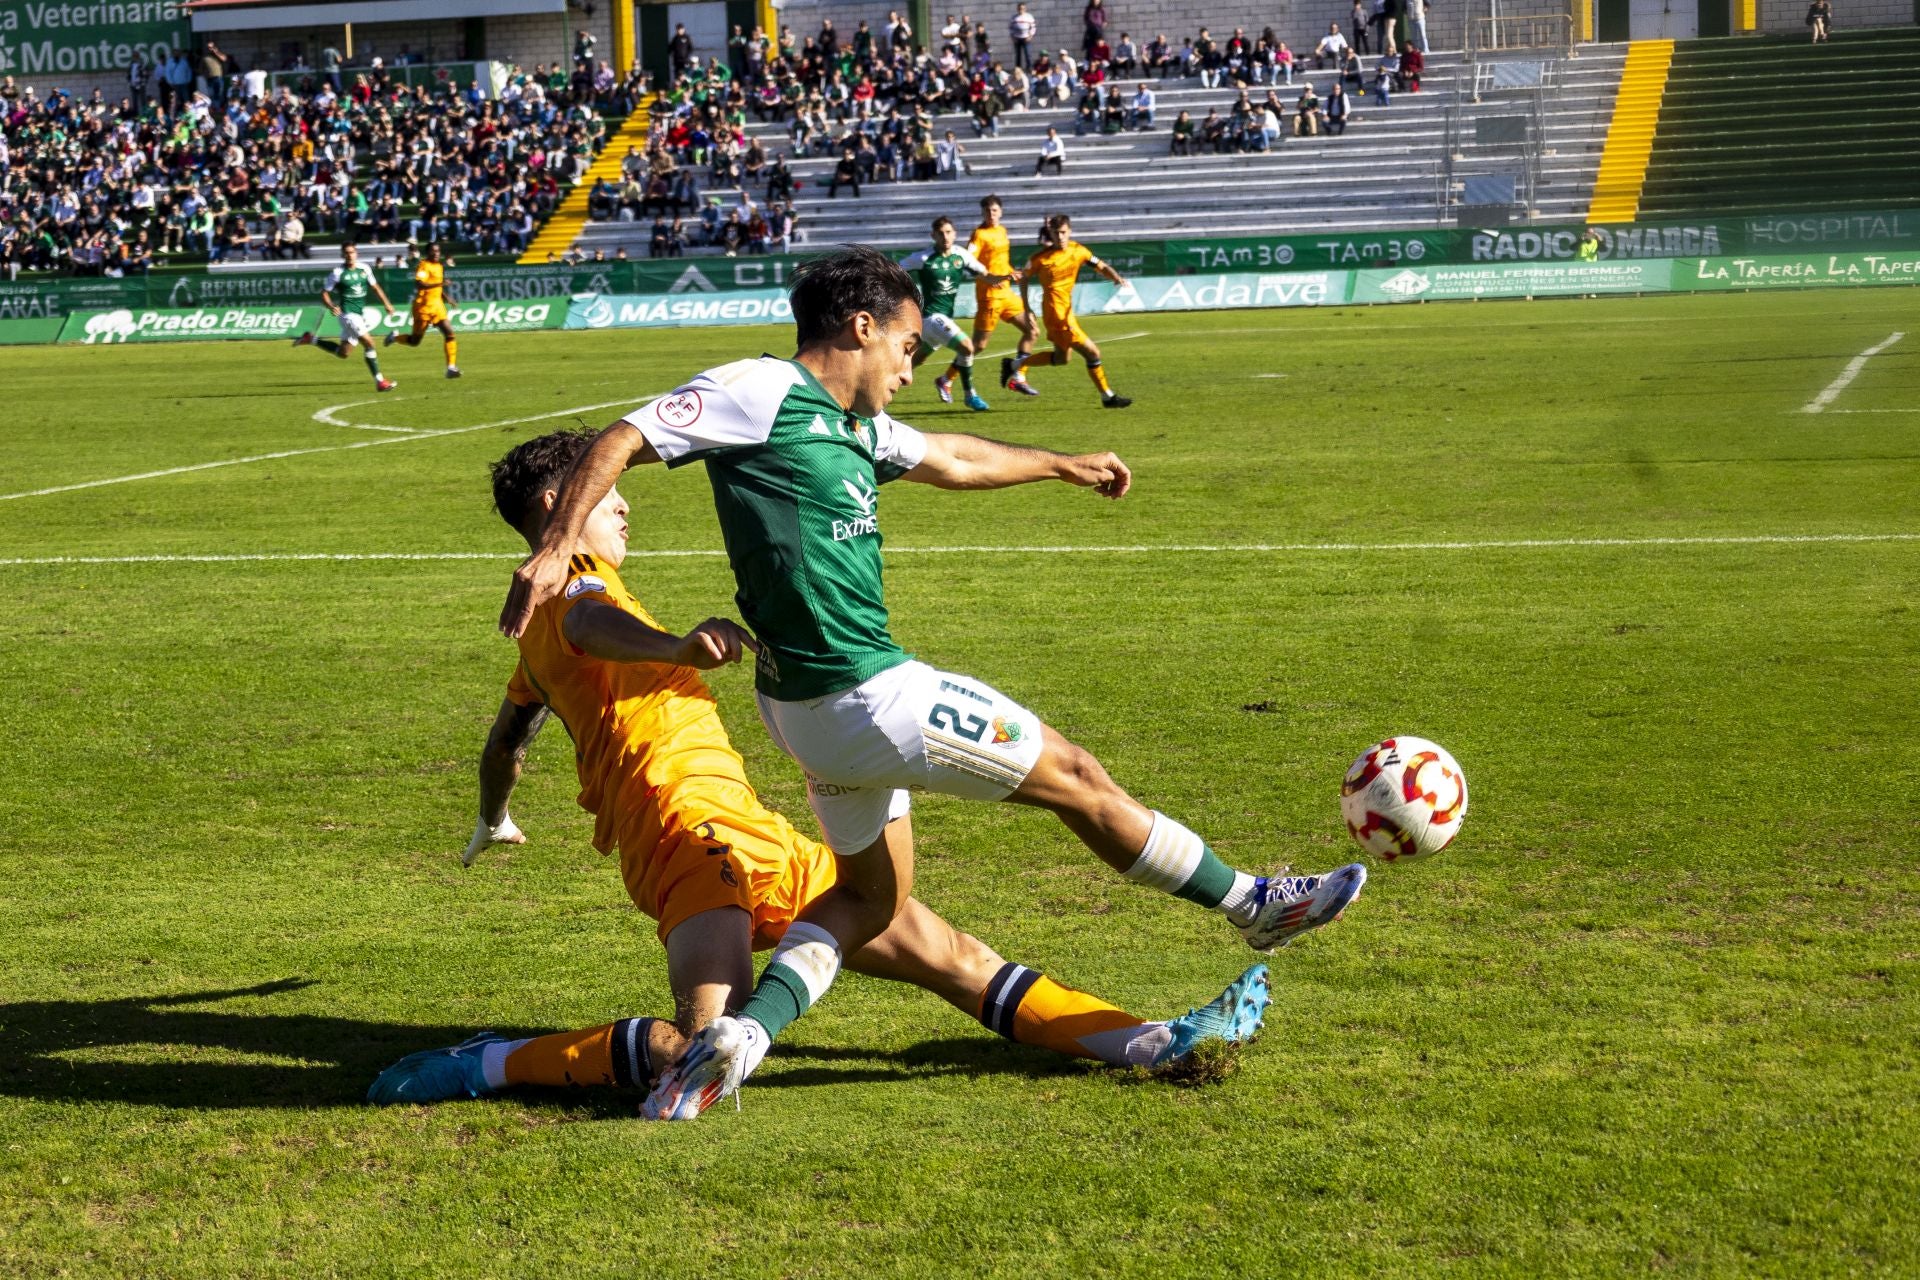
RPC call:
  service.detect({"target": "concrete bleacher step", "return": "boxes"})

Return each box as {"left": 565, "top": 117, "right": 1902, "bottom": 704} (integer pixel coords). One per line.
{"left": 1635, "top": 27, "right": 1920, "bottom": 219}
{"left": 567, "top": 46, "right": 1623, "bottom": 252}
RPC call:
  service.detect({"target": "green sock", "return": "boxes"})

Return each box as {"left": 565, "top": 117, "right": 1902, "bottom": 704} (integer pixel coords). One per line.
{"left": 735, "top": 921, "right": 841, "bottom": 1043}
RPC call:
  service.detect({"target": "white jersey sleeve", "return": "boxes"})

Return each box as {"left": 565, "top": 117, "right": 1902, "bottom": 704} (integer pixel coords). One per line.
{"left": 897, "top": 248, "right": 932, "bottom": 271}
{"left": 322, "top": 266, "right": 344, "bottom": 293}
{"left": 622, "top": 356, "right": 797, "bottom": 467}
{"left": 869, "top": 411, "right": 928, "bottom": 482}
{"left": 957, "top": 249, "right": 990, "bottom": 277}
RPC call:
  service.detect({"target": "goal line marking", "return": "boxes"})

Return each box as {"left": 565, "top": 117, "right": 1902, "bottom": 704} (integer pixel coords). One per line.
{"left": 0, "top": 397, "right": 648, "bottom": 503}
{"left": 3, "top": 533, "right": 1916, "bottom": 568}
{"left": 1802, "top": 332, "right": 1904, "bottom": 414}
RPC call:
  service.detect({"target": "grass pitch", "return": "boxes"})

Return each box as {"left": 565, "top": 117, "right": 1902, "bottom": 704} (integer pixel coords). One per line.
{"left": 1, "top": 290, "right": 1917, "bottom": 1277}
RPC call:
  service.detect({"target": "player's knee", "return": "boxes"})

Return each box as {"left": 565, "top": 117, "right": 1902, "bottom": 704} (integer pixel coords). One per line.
{"left": 1048, "top": 736, "right": 1121, "bottom": 800}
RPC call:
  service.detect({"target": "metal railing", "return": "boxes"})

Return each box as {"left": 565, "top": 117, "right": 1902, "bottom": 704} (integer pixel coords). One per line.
{"left": 1466, "top": 12, "right": 1577, "bottom": 61}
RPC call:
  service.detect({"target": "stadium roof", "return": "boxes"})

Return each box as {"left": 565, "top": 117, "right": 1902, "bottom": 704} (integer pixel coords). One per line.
{"left": 185, "top": 0, "right": 565, "bottom": 32}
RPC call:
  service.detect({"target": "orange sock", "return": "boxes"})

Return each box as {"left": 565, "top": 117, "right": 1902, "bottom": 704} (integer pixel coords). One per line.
{"left": 1016, "top": 350, "right": 1061, "bottom": 370}
{"left": 501, "top": 1016, "right": 653, "bottom": 1089}
{"left": 444, "top": 337, "right": 458, "bottom": 367}
{"left": 978, "top": 964, "right": 1165, "bottom": 1066}
{"left": 1086, "top": 361, "right": 1112, "bottom": 395}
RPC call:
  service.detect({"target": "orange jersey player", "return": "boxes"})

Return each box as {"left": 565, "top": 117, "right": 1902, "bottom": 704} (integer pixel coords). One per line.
{"left": 1010, "top": 213, "right": 1132, "bottom": 408}
{"left": 960, "top": 194, "right": 1041, "bottom": 397}
{"left": 367, "top": 428, "right": 1270, "bottom": 1107}
{"left": 384, "top": 241, "right": 461, "bottom": 377}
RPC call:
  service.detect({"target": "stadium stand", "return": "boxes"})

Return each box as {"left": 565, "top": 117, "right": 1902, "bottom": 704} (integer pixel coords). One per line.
{"left": 572, "top": 46, "right": 1628, "bottom": 255}
{"left": 0, "top": 61, "right": 646, "bottom": 276}
{"left": 1633, "top": 29, "right": 1920, "bottom": 219}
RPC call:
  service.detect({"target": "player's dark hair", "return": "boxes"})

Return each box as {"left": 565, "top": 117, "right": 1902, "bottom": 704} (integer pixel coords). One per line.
{"left": 931, "top": 215, "right": 953, "bottom": 233}
{"left": 490, "top": 429, "right": 596, "bottom": 534}
{"left": 789, "top": 245, "right": 919, "bottom": 347}
{"left": 980, "top": 193, "right": 1002, "bottom": 209}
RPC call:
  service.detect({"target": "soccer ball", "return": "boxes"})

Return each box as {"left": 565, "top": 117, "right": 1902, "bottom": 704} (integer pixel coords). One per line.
{"left": 1340, "top": 737, "right": 1468, "bottom": 861}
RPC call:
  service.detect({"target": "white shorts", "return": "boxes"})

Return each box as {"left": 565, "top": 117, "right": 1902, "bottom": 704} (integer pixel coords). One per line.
{"left": 336, "top": 310, "right": 372, "bottom": 345}
{"left": 920, "top": 311, "right": 966, "bottom": 351}
{"left": 757, "top": 659, "right": 1046, "bottom": 855}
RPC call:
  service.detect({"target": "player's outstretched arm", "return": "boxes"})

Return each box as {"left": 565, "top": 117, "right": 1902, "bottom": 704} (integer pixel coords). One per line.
{"left": 466, "top": 697, "right": 550, "bottom": 865}
{"left": 500, "top": 422, "right": 660, "bottom": 637}
{"left": 906, "top": 433, "right": 1131, "bottom": 498}
{"left": 562, "top": 600, "right": 760, "bottom": 670}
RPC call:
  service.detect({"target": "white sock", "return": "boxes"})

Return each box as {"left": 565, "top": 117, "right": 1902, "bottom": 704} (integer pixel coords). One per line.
{"left": 1219, "top": 871, "right": 1263, "bottom": 927}
{"left": 737, "top": 1017, "right": 772, "bottom": 1080}
{"left": 479, "top": 1038, "right": 528, "bottom": 1090}
{"left": 1077, "top": 1021, "right": 1174, "bottom": 1067}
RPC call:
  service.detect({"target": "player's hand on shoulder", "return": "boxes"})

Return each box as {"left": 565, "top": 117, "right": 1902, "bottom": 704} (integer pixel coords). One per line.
{"left": 501, "top": 547, "right": 572, "bottom": 637}
{"left": 463, "top": 813, "right": 526, "bottom": 866}
{"left": 674, "top": 617, "right": 760, "bottom": 669}
{"left": 1060, "top": 450, "right": 1131, "bottom": 499}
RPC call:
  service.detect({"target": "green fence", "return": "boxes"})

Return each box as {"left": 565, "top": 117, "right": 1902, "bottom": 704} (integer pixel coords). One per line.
{"left": 15, "top": 249, "right": 1918, "bottom": 345}
{"left": 5, "top": 208, "right": 1916, "bottom": 325}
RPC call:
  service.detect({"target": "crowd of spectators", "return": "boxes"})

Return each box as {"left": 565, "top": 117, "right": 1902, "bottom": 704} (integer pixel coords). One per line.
{"left": 617, "top": 0, "right": 1436, "bottom": 203}
{"left": 0, "top": 38, "right": 642, "bottom": 278}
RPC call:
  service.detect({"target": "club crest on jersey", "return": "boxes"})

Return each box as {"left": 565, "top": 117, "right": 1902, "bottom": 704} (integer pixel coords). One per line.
{"left": 991, "top": 716, "right": 1024, "bottom": 746}
{"left": 656, "top": 390, "right": 703, "bottom": 428}
{"left": 565, "top": 575, "right": 607, "bottom": 599}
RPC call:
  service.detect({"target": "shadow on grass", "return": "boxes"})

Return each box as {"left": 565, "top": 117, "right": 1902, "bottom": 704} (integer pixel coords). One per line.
{"left": 0, "top": 980, "right": 1081, "bottom": 1112}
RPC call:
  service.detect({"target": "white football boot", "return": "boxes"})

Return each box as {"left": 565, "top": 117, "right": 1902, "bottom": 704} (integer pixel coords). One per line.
{"left": 1239, "top": 863, "right": 1367, "bottom": 953}
{"left": 642, "top": 1016, "right": 752, "bottom": 1121}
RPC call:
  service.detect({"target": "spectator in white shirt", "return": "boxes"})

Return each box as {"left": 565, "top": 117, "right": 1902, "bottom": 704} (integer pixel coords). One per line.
{"left": 1314, "top": 23, "right": 1349, "bottom": 69}
{"left": 1129, "top": 82, "right": 1155, "bottom": 129}
{"left": 243, "top": 65, "right": 268, "bottom": 100}
{"left": 1034, "top": 125, "right": 1065, "bottom": 175}
{"left": 936, "top": 129, "right": 966, "bottom": 177}
{"left": 1010, "top": 3, "right": 1037, "bottom": 69}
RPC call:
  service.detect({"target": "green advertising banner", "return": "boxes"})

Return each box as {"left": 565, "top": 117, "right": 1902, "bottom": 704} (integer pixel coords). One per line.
{"left": 59, "top": 304, "right": 324, "bottom": 344}
{"left": 1351, "top": 259, "right": 1669, "bottom": 303}
{"left": 1675, "top": 251, "right": 1920, "bottom": 291}
{"left": 5, "top": 207, "right": 1915, "bottom": 322}
{"left": 54, "top": 296, "right": 570, "bottom": 344}
{"left": 0, "top": 315, "right": 65, "bottom": 345}
{"left": 0, "top": 1, "right": 191, "bottom": 79}
{"left": 566, "top": 290, "right": 794, "bottom": 329}
{"left": 39, "top": 251, "right": 1920, "bottom": 346}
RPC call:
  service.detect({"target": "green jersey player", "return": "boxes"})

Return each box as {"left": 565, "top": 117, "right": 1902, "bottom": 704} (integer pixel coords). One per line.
{"left": 293, "top": 242, "right": 400, "bottom": 391}
{"left": 501, "top": 246, "right": 1366, "bottom": 1120}
{"left": 898, "top": 216, "right": 1007, "bottom": 412}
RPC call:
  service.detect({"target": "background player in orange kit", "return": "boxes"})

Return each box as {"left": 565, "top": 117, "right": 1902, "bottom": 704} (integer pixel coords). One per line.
{"left": 366, "top": 430, "right": 1269, "bottom": 1105}
{"left": 1007, "top": 214, "right": 1131, "bottom": 409}
{"left": 956, "top": 195, "right": 1041, "bottom": 398}
{"left": 385, "top": 242, "right": 461, "bottom": 378}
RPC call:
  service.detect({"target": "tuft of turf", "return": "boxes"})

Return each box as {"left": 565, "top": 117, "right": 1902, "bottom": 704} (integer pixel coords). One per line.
{"left": 1, "top": 289, "right": 1917, "bottom": 1277}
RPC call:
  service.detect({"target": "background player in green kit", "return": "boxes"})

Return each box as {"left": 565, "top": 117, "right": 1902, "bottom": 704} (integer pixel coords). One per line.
{"left": 500, "top": 246, "right": 1367, "bottom": 1121}
{"left": 293, "top": 243, "right": 399, "bottom": 392}
{"left": 898, "top": 217, "right": 1008, "bottom": 412}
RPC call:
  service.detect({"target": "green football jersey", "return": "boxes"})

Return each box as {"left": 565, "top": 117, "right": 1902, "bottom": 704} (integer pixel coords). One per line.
{"left": 899, "top": 247, "right": 987, "bottom": 319}
{"left": 625, "top": 357, "right": 928, "bottom": 701}
{"left": 326, "top": 264, "right": 374, "bottom": 304}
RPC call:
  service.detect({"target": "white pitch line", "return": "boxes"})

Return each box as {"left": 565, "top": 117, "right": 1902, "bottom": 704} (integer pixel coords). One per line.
{"left": 1824, "top": 408, "right": 1920, "bottom": 415}
{"left": 0, "top": 397, "right": 647, "bottom": 502}
{"left": 3, "top": 533, "right": 1917, "bottom": 569}
{"left": 1803, "top": 332, "right": 1905, "bottom": 414}
{"left": 313, "top": 400, "right": 422, "bottom": 433}
{"left": 1102, "top": 331, "right": 1152, "bottom": 342}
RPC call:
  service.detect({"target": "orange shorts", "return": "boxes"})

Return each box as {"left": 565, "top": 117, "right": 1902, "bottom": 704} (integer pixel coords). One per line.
{"left": 617, "top": 776, "right": 837, "bottom": 950}
{"left": 1044, "top": 315, "right": 1089, "bottom": 350}
{"left": 972, "top": 289, "right": 1027, "bottom": 342}
{"left": 411, "top": 302, "right": 449, "bottom": 331}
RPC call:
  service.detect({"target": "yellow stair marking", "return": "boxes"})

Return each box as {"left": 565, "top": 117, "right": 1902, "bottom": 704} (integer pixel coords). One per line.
{"left": 1586, "top": 39, "right": 1674, "bottom": 223}
{"left": 519, "top": 105, "right": 653, "bottom": 265}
